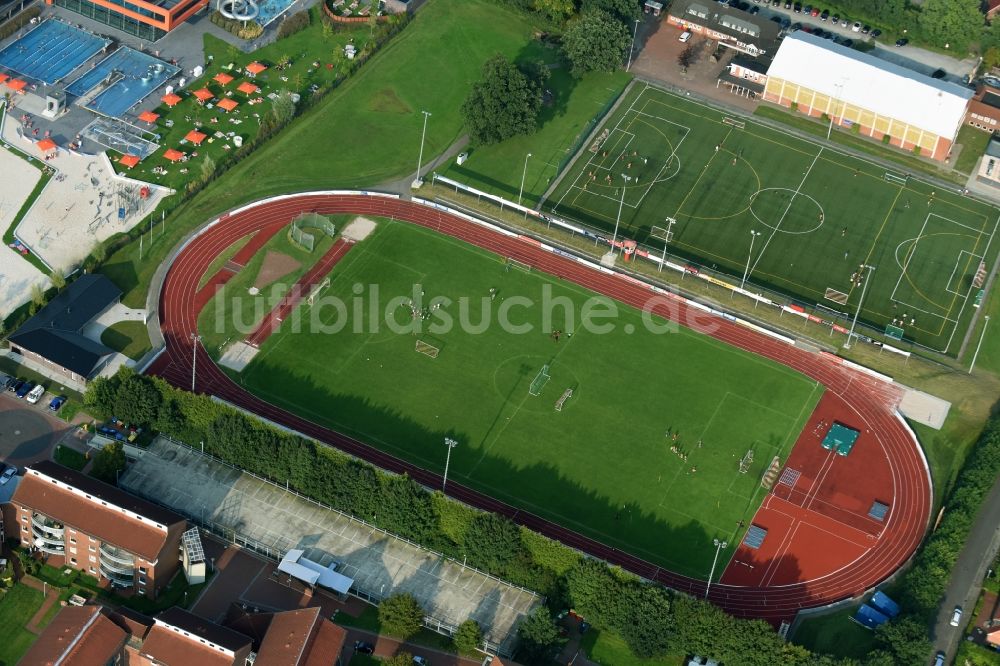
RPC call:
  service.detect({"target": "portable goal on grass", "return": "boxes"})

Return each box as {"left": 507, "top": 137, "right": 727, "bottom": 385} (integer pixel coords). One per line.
{"left": 415, "top": 340, "right": 440, "bottom": 358}
{"left": 306, "top": 277, "right": 331, "bottom": 306}
{"left": 505, "top": 258, "right": 531, "bottom": 273}
{"left": 529, "top": 364, "right": 550, "bottom": 396}
{"left": 738, "top": 448, "right": 754, "bottom": 473}
{"left": 883, "top": 171, "right": 908, "bottom": 185}
{"left": 555, "top": 388, "right": 573, "bottom": 411}
{"left": 722, "top": 116, "right": 746, "bottom": 129}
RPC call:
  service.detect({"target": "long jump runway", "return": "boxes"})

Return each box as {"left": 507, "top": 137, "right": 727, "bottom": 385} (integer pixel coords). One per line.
{"left": 148, "top": 193, "right": 931, "bottom": 623}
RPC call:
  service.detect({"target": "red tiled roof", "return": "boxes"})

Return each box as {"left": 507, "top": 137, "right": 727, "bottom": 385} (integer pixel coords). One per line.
{"left": 255, "top": 607, "right": 320, "bottom": 664}
{"left": 302, "top": 618, "right": 348, "bottom": 666}
{"left": 20, "top": 606, "right": 127, "bottom": 665}
{"left": 141, "top": 625, "right": 242, "bottom": 666}
{"left": 11, "top": 469, "right": 178, "bottom": 560}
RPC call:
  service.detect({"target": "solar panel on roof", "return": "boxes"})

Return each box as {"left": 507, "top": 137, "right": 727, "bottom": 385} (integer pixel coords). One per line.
{"left": 742, "top": 525, "right": 768, "bottom": 549}
{"left": 182, "top": 527, "right": 205, "bottom": 564}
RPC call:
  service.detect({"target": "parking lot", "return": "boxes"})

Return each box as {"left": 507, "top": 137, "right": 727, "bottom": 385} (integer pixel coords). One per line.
{"left": 0, "top": 392, "right": 67, "bottom": 470}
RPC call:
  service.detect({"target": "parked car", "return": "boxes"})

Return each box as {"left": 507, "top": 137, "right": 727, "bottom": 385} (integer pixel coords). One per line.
{"left": 861, "top": 24, "right": 870, "bottom": 34}
{"left": 793, "top": 2, "right": 802, "bottom": 12}
{"left": 820, "top": 9, "right": 829, "bottom": 20}
{"left": 851, "top": 21, "right": 861, "bottom": 31}
{"left": 784, "top": 0, "right": 791, "bottom": 7}
{"left": 841, "top": 38, "right": 854, "bottom": 47}
{"left": 26, "top": 384, "right": 45, "bottom": 404}
{"left": 950, "top": 606, "right": 963, "bottom": 627}
{"left": 771, "top": 15, "right": 782, "bottom": 23}
{"left": 803, "top": 4, "right": 812, "bottom": 14}
{"left": 750, "top": 5, "right": 760, "bottom": 13}
{"left": 16, "top": 382, "right": 34, "bottom": 399}
{"left": 354, "top": 642, "right": 375, "bottom": 654}
{"left": 895, "top": 37, "right": 908, "bottom": 46}
{"left": 48, "top": 395, "right": 67, "bottom": 412}
{"left": 737, "top": 0, "right": 750, "bottom": 10}
{"left": 413, "top": 657, "right": 429, "bottom": 666}
{"left": 791, "top": 21, "right": 802, "bottom": 31}
{"left": 840, "top": 17, "right": 849, "bottom": 27}
{"left": 810, "top": 7, "right": 820, "bottom": 17}
{"left": 772, "top": 0, "right": 781, "bottom": 6}
{"left": 8, "top": 379, "right": 24, "bottom": 394}
{"left": 679, "top": 30, "right": 692, "bottom": 42}
{"left": 931, "top": 69, "right": 946, "bottom": 79}
{"left": 831, "top": 13, "right": 839, "bottom": 22}
{"left": 0, "top": 467, "right": 15, "bottom": 485}
{"left": 870, "top": 29, "right": 881, "bottom": 38}
{"left": 933, "top": 651, "right": 945, "bottom": 666}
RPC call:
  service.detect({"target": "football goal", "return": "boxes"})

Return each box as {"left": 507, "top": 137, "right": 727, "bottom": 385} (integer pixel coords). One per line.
{"left": 306, "top": 277, "right": 331, "bottom": 306}
{"left": 415, "top": 340, "right": 440, "bottom": 358}
{"left": 529, "top": 364, "right": 550, "bottom": 396}
{"left": 722, "top": 116, "right": 746, "bottom": 130}
{"left": 555, "top": 388, "right": 573, "bottom": 411}
{"left": 505, "top": 258, "right": 531, "bottom": 273}
{"left": 738, "top": 448, "right": 754, "bottom": 473}
{"left": 883, "top": 171, "right": 908, "bottom": 185}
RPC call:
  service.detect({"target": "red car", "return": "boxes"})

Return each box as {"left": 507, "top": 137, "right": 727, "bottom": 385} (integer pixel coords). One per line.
{"left": 810, "top": 7, "right": 820, "bottom": 16}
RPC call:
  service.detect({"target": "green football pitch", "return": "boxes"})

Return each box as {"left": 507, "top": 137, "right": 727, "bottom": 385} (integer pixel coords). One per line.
{"left": 228, "top": 221, "right": 823, "bottom": 576}
{"left": 547, "top": 83, "right": 1000, "bottom": 353}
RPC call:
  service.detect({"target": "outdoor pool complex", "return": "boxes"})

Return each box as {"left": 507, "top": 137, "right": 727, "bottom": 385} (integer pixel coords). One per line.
{"left": 0, "top": 20, "right": 110, "bottom": 85}
{"left": 256, "top": 0, "right": 298, "bottom": 26}
{"left": 66, "top": 47, "right": 179, "bottom": 117}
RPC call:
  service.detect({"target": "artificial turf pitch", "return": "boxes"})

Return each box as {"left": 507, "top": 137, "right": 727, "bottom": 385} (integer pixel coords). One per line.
{"left": 225, "top": 221, "right": 823, "bottom": 577}
{"left": 547, "top": 83, "right": 1000, "bottom": 353}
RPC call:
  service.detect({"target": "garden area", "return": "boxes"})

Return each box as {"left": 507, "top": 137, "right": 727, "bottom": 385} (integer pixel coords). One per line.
{"left": 110, "top": 6, "right": 374, "bottom": 192}
{"left": 0, "top": 583, "right": 48, "bottom": 664}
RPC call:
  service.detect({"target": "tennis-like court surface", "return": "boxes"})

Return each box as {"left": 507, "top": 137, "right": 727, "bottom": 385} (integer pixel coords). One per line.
{"left": 0, "top": 20, "right": 110, "bottom": 85}
{"left": 821, "top": 422, "right": 860, "bottom": 456}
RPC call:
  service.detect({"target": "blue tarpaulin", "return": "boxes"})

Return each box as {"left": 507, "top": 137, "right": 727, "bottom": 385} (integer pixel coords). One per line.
{"left": 870, "top": 591, "right": 901, "bottom": 618}
{"left": 853, "top": 604, "right": 890, "bottom": 629}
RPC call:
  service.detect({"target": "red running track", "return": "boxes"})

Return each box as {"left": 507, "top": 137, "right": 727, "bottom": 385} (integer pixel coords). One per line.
{"left": 148, "top": 193, "right": 931, "bottom": 622}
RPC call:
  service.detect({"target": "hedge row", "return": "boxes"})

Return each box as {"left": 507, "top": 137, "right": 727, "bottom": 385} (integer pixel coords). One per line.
{"left": 0, "top": 5, "right": 41, "bottom": 42}
{"left": 210, "top": 10, "right": 263, "bottom": 40}
{"left": 276, "top": 9, "right": 310, "bottom": 39}
{"left": 86, "top": 368, "right": 860, "bottom": 665}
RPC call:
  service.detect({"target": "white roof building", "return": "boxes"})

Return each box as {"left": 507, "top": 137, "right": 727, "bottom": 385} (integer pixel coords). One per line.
{"left": 764, "top": 32, "right": 973, "bottom": 160}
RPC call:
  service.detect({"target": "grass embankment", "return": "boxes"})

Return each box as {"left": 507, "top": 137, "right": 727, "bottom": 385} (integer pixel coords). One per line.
{"left": 101, "top": 321, "right": 153, "bottom": 360}
{"left": 0, "top": 584, "right": 47, "bottom": 664}
{"left": 581, "top": 628, "right": 686, "bottom": 666}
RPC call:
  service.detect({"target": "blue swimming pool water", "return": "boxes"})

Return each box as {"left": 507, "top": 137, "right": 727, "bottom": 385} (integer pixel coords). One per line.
{"left": 66, "top": 47, "right": 179, "bottom": 118}
{"left": 0, "top": 20, "right": 110, "bottom": 85}
{"left": 256, "top": 0, "right": 298, "bottom": 27}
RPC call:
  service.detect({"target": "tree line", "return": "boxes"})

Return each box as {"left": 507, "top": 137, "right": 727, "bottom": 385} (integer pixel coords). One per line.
{"left": 84, "top": 367, "right": 1000, "bottom": 663}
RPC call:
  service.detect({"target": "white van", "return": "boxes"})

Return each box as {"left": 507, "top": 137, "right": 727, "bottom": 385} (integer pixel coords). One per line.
{"left": 26, "top": 384, "right": 45, "bottom": 404}
{"left": 679, "top": 30, "right": 693, "bottom": 42}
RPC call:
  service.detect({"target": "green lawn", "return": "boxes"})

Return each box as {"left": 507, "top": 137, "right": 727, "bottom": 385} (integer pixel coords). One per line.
{"left": 547, "top": 84, "right": 1000, "bottom": 353}
{"left": 111, "top": 8, "right": 371, "bottom": 192}
{"left": 100, "top": 0, "right": 551, "bottom": 309}
{"left": 198, "top": 221, "right": 340, "bottom": 355}
{"left": 956, "top": 642, "right": 1000, "bottom": 666}
{"left": 439, "top": 64, "right": 631, "bottom": 209}
{"left": 101, "top": 321, "right": 153, "bottom": 361}
{"left": 581, "top": 628, "right": 685, "bottom": 666}
{"left": 954, "top": 125, "right": 993, "bottom": 176}
{"left": 216, "top": 221, "right": 822, "bottom": 576}
{"left": 790, "top": 606, "right": 877, "bottom": 659}
{"left": 333, "top": 607, "right": 458, "bottom": 654}
{"left": 53, "top": 445, "right": 88, "bottom": 471}
{"left": 0, "top": 584, "right": 45, "bottom": 664}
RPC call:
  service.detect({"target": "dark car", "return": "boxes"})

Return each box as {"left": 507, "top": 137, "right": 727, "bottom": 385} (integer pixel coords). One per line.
{"left": 895, "top": 37, "right": 908, "bottom": 47}
{"left": 820, "top": 9, "right": 828, "bottom": 20}
{"left": 750, "top": 5, "right": 760, "bottom": 13}
{"left": 48, "top": 395, "right": 67, "bottom": 411}
{"left": 8, "top": 379, "right": 23, "bottom": 393}
{"left": 16, "top": 381, "right": 34, "bottom": 399}
{"left": 931, "top": 69, "right": 946, "bottom": 79}
{"left": 871, "top": 29, "right": 881, "bottom": 38}
{"left": 831, "top": 13, "right": 838, "bottom": 23}
{"left": 354, "top": 642, "right": 375, "bottom": 655}
{"left": 773, "top": 0, "right": 781, "bottom": 6}
{"left": 784, "top": 0, "right": 791, "bottom": 7}
{"left": 861, "top": 24, "right": 870, "bottom": 34}
{"left": 841, "top": 38, "right": 854, "bottom": 47}
{"left": 1, "top": 375, "right": 15, "bottom": 391}
{"left": 793, "top": 2, "right": 801, "bottom": 12}
{"left": 771, "top": 15, "right": 782, "bottom": 23}
{"left": 821, "top": 30, "right": 834, "bottom": 38}
{"left": 737, "top": 0, "right": 751, "bottom": 10}
{"left": 781, "top": 16, "right": 791, "bottom": 27}
{"left": 803, "top": 4, "right": 811, "bottom": 14}
{"left": 791, "top": 21, "right": 802, "bottom": 31}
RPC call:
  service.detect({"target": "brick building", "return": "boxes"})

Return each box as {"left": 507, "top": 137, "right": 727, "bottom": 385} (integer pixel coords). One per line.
{"left": 666, "top": 0, "right": 782, "bottom": 57}
{"left": 966, "top": 85, "right": 1000, "bottom": 132}
{"left": 4, "top": 461, "right": 187, "bottom": 598}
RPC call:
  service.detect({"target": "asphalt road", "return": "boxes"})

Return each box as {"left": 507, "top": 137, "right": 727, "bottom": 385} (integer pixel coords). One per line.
{"left": 932, "top": 473, "right": 1000, "bottom": 664}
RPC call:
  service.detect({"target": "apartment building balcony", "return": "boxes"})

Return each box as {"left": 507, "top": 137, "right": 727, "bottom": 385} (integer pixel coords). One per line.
{"left": 99, "top": 543, "right": 136, "bottom": 568}
{"left": 30, "top": 514, "right": 65, "bottom": 538}
{"left": 99, "top": 560, "right": 135, "bottom": 587}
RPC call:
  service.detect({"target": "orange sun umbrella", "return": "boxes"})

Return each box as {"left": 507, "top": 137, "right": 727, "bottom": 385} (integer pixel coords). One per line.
{"left": 8, "top": 79, "right": 27, "bottom": 92}
{"left": 193, "top": 88, "right": 214, "bottom": 103}
{"left": 185, "top": 129, "right": 207, "bottom": 145}
{"left": 246, "top": 61, "right": 267, "bottom": 76}
{"left": 217, "top": 98, "right": 239, "bottom": 112}
{"left": 213, "top": 72, "right": 234, "bottom": 86}
{"left": 36, "top": 138, "right": 57, "bottom": 153}
{"left": 119, "top": 154, "right": 141, "bottom": 169}
{"left": 237, "top": 81, "right": 259, "bottom": 95}
{"left": 163, "top": 149, "right": 185, "bottom": 162}
{"left": 0, "top": 73, "right": 9, "bottom": 84}
{"left": 138, "top": 110, "right": 159, "bottom": 123}
{"left": 162, "top": 93, "right": 182, "bottom": 107}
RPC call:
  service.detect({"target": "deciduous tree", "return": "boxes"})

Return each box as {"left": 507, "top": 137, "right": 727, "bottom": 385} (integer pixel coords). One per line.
{"left": 461, "top": 55, "right": 544, "bottom": 145}
{"left": 378, "top": 593, "right": 425, "bottom": 639}
{"left": 562, "top": 10, "right": 631, "bottom": 75}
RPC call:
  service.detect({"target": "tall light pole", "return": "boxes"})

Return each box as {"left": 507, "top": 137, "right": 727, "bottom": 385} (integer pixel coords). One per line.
{"left": 518, "top": 152, "right": 532, "bottom": 206}
{"left": 827, "top": 79, "right": 846, "bottom": 141}
{"left": 190, "top": 333, "right": 201, "bottom": 392}
{"left": 705, "top": 538, "right": 727, "bottom": 599}
{"left": 442, "top": 437, "right": 458, "bottom": 491}
{"left": 844, "top": 264, "right": 875, "bottom": 349}
{"left": 611, "top": 174, "right": 633, "bottom": 256}
{"left": 970, "top": 315, "right": 991, "bottom": 374}
{"left": 740, "top": 230, "right": 761, "bottom": 290}
{"left": 626, "top": 18, "right": 641, "bottom": 72}
{"left": 659, "top": 217, "right": 676, "bottom": 272}
{"left": 412, "top": 110, "right": 431, "bottom": 189}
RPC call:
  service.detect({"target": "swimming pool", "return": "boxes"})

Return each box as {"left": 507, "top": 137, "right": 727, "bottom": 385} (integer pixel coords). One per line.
{"left": 66, "top": 47, "right": 179, "bottom": 118}
{"left": 256, "top": 0, "right": 299, "bottom": 27}
{"left": 0, "top": 20, "right": 110, "bottom": 85}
